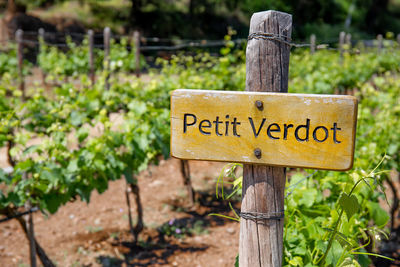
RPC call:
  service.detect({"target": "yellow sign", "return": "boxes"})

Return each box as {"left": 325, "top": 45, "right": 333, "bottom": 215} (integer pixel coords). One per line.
{"left": 171, "top": 89, "right": 358, "bottom": 171}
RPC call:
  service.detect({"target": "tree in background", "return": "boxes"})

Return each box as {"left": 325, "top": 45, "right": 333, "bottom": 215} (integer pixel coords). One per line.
{"left": 2, "top": 0, "right": 400, "bottom": 47}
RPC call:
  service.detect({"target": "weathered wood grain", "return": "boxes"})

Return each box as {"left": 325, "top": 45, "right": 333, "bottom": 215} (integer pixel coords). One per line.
{"left": 170, "top": 90, "right": 357, "bottom": 170}
{"left": 104, "top": 27, "right": 110, "bottom": 90}
{"left": 310, "top": 34, "right": 316, "bottom": 54}
{"left": 241, "top": 10, "right": 291, "bottom": 267}
{"left": 88, "top": 29, "right": 95, "bottom": 85}
{"left": 16, "top": 29, "right": 25, "bottom": 98}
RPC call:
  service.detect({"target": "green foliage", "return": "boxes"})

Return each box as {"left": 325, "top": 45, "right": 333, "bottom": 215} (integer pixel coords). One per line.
{"left": 290, "top": 49, "right": 400, "bottom": 94}
{"left": 0, "top": 29, "right": 399, "bottom": 267}
{"left": 0, "top": 71, "right": 169, "bottom": 214}
{"left": 38, "top": 36, "right": 146, "bottom": 81}
{"left": 0, "top": 46, "right": 31, "bottom": 78}
{"left": 212, "top": 47, "right": 400, "bottom": 266}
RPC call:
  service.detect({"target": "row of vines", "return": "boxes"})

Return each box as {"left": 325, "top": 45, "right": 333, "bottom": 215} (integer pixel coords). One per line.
{"left": 0, "top": 33, "right": 399, "bottom": 266}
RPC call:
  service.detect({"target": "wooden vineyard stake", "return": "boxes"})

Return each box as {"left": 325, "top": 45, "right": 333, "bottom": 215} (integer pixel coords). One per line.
{"left": 310, "top": 34, "right": 316, "bottom": 54}
{"left": 104, "top": 27, "right": 111, "bottom": 90}
{"left": 377, "top": 34, "right": 383, "bottom": 53}
{"left": 23, "top": 172, "right": 37, "bottom": 267}
{"left": 180, "top": 159, "right": 195, "bottom": 205}
{"left": 170, "top": 10, "right": 358, "bottom": 267}
{"left": 88, "top": 29, "right": 95, "bottom": 86}
{"left": 397, "top": 34, "right": 400, "bottom": 47}
{"left": 38, "top": 28, "right": 45, "bottom": 41}
{"left": 239, "top": 11, "right": 290, "bottom": 267}
{"left": 134, "top": 30, "right": 141, "bottom": 77}
{"left": 346, "top": 33, "right": 352, "bottom": 52}
{"left": 38, "top": 28, "right": 47, "bottom": 86}
{"left": 15, "top": 29, "right": 25, "bottom": 99}
{"left": 339, "top": 31, "right": 345, "bottom": 63}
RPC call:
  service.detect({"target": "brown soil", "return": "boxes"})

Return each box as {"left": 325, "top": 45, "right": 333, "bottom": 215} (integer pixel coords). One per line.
{"left": 0, "top": 159, "right": 240, "bottom": 267}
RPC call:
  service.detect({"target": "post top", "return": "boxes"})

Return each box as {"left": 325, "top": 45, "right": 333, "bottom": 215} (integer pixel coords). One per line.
{"left": 249, "top": 10, "right": 292, "bottom": 35}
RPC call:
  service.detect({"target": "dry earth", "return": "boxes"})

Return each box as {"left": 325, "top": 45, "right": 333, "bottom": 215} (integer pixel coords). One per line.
{"left": 0, "top": 158, "right": 240, "bottom": 267}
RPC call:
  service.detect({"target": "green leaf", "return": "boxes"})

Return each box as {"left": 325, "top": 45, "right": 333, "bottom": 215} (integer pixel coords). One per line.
{"left": 77, "top": 127, "right": 89, "bottom": 143}
{"left": 5, "top": 192, "right": 21, "bottom": 207}
{"left": 367, "top": 202, "right": 390, "bottom": 227}
{"left": 0, "top": 169, "right": 9, "bottom": 183}
{"left": 298, "top": 188, "right": 317, "bottom": 207}
{"left": 123, "top": 168, "right": 136, "bottom": 185}
{"left": 338, "top": 257, "right": 361, "bottom": 267}
{"left": 324, "top": 227, "right": 352, "bottom": 247}
{"left": 293, "top": 244, "right": 307, "bottom": 256}
{"left": 41, "top": 170, "right": 57, "bottom": 184}
{"left": 288, "top": 256, "right": 303, "bottom": 266}
{"left": 67, "top": 159, "right": 79, "bottom": 173}
{"left": 23, "top": 145, "right": 41, "bottom": 155}
{"left": 15, "top": 159, "right": 34, "bottom": 172}
{"left": 43, "top": 193, "right": 62, "bottom": 214}
{"left": 338, "top": 192, "right": 360, "bottom": 221}
{"left": 76, "top": 187, "right": 92, "bottom": 203}
{"left": 70, "top": 111, "right": 86, "bottom": 126}
{"left": 326, "top": 240, "right": 344, "bottom": 266}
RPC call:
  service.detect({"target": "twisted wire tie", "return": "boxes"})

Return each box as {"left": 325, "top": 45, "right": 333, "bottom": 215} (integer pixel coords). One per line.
{"left": 239, "top": 210, "right": 284, "bottom": 221}
{"left": 248, "top": 32, "right": 311, "bottom": 48}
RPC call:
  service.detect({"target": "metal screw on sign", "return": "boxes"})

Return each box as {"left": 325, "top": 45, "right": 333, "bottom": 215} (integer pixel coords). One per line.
{"left": 255, "top": 100, "right": 263, "bottom": 110}
{"left": 254, "top": 148, "right": 262, "bottom": 159}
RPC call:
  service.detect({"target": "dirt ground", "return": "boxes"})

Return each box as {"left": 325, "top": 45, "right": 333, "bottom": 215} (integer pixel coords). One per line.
{"left": 0, "top": 158, "right": 241, "bottom": 267}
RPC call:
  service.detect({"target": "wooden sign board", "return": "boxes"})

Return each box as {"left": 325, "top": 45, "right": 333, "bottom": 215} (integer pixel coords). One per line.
{"left": 171, "top": 89, "right": 358, "bottom": 171}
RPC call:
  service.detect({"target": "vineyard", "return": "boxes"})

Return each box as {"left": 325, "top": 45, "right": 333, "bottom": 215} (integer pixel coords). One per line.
{"left": 0, "top": 28, "right": 400, "bottom": 267}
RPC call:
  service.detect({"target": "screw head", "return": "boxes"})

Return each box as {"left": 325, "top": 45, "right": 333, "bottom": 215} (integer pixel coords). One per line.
{"left": 255, "top": 100, "right": 263, "bottom": 110}
{"left": 254, "top": 148, "right": 262, "bottom": 159}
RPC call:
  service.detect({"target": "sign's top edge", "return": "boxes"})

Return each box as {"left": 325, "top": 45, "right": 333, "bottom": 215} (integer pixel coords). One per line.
{"left": 172, "top": 89, "right": 357, "bottom": 102}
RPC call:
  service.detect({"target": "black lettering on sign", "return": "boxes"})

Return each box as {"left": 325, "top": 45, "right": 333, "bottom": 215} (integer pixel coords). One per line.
{"left": 283, "top": 123, "right": 293, "bottom": 140}
{"left": 199, "top": 120, "right": 211, "bottom": 135}
{"left": 313, "top": 126, "right": 328, "bottom": 142}
{"left": 183, "top": 113, "right": 196, "bottom": 133}
{"left": 213, "top": 116, "right": 223, "bottom": 136}
{"left": 225, "top": 115, "right": 230, "bottom": 136}
{"left": 232, "top": 118, "right": 241, "bottom": 137}
{"left": 248, "top": 117, "right": 266, "bottom": 138}
{"left": 295, "top": 118, "right": 310, "bottom": 142}
{"left": 331, "top": 123, "right": 342, "bottom": 143}
{"left": 267, "top": 123, "right": 280, "bottom": 139}
{"left": 182, "top": 113, "right": 344, "bottom": 144}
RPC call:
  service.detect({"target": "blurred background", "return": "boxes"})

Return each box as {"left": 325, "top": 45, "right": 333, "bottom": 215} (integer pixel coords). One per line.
{"left": 1, "top": 0, "right": 400, "bottom": 41}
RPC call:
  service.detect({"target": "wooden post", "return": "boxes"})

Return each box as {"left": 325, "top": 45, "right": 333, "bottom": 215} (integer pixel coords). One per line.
{"left": 346, "top": 33, "right": 352, "bottom": 52}
{"left": 38, "top": 28, "right": 46, "bottom": 86}
{"left": 104, "top": 27, "right": 110, "bottom": 90}
{"left": 15, "top": 29, "right": 25, "bottom": 99}
{"left": 239, "top": 11, "right": 291, "bottom": 267}
{"left": 377, "top": 34, "right": 383, "bottom": 53}
{"left": 180, "top": 159, "right": 194, "bottom": 205}
{"left": 310, "top": 34, "right": 316, "bottom": 54}
{"left": 88, "top": 29, "right": 95, "bottom": 86}
{"left": 397, "top": 34, "right": 400, "bottom": 48}
{"left": 23, "top": 173, "right": 37, "bottom": 267}
{"left": 38, "top": 28, "right": 44, "bottom": 42}
{"left": 339, "top": 31, "right": 345, "bottom": 63}
{"left": 134, "top": 30, "right": 141, "bottom": 77}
